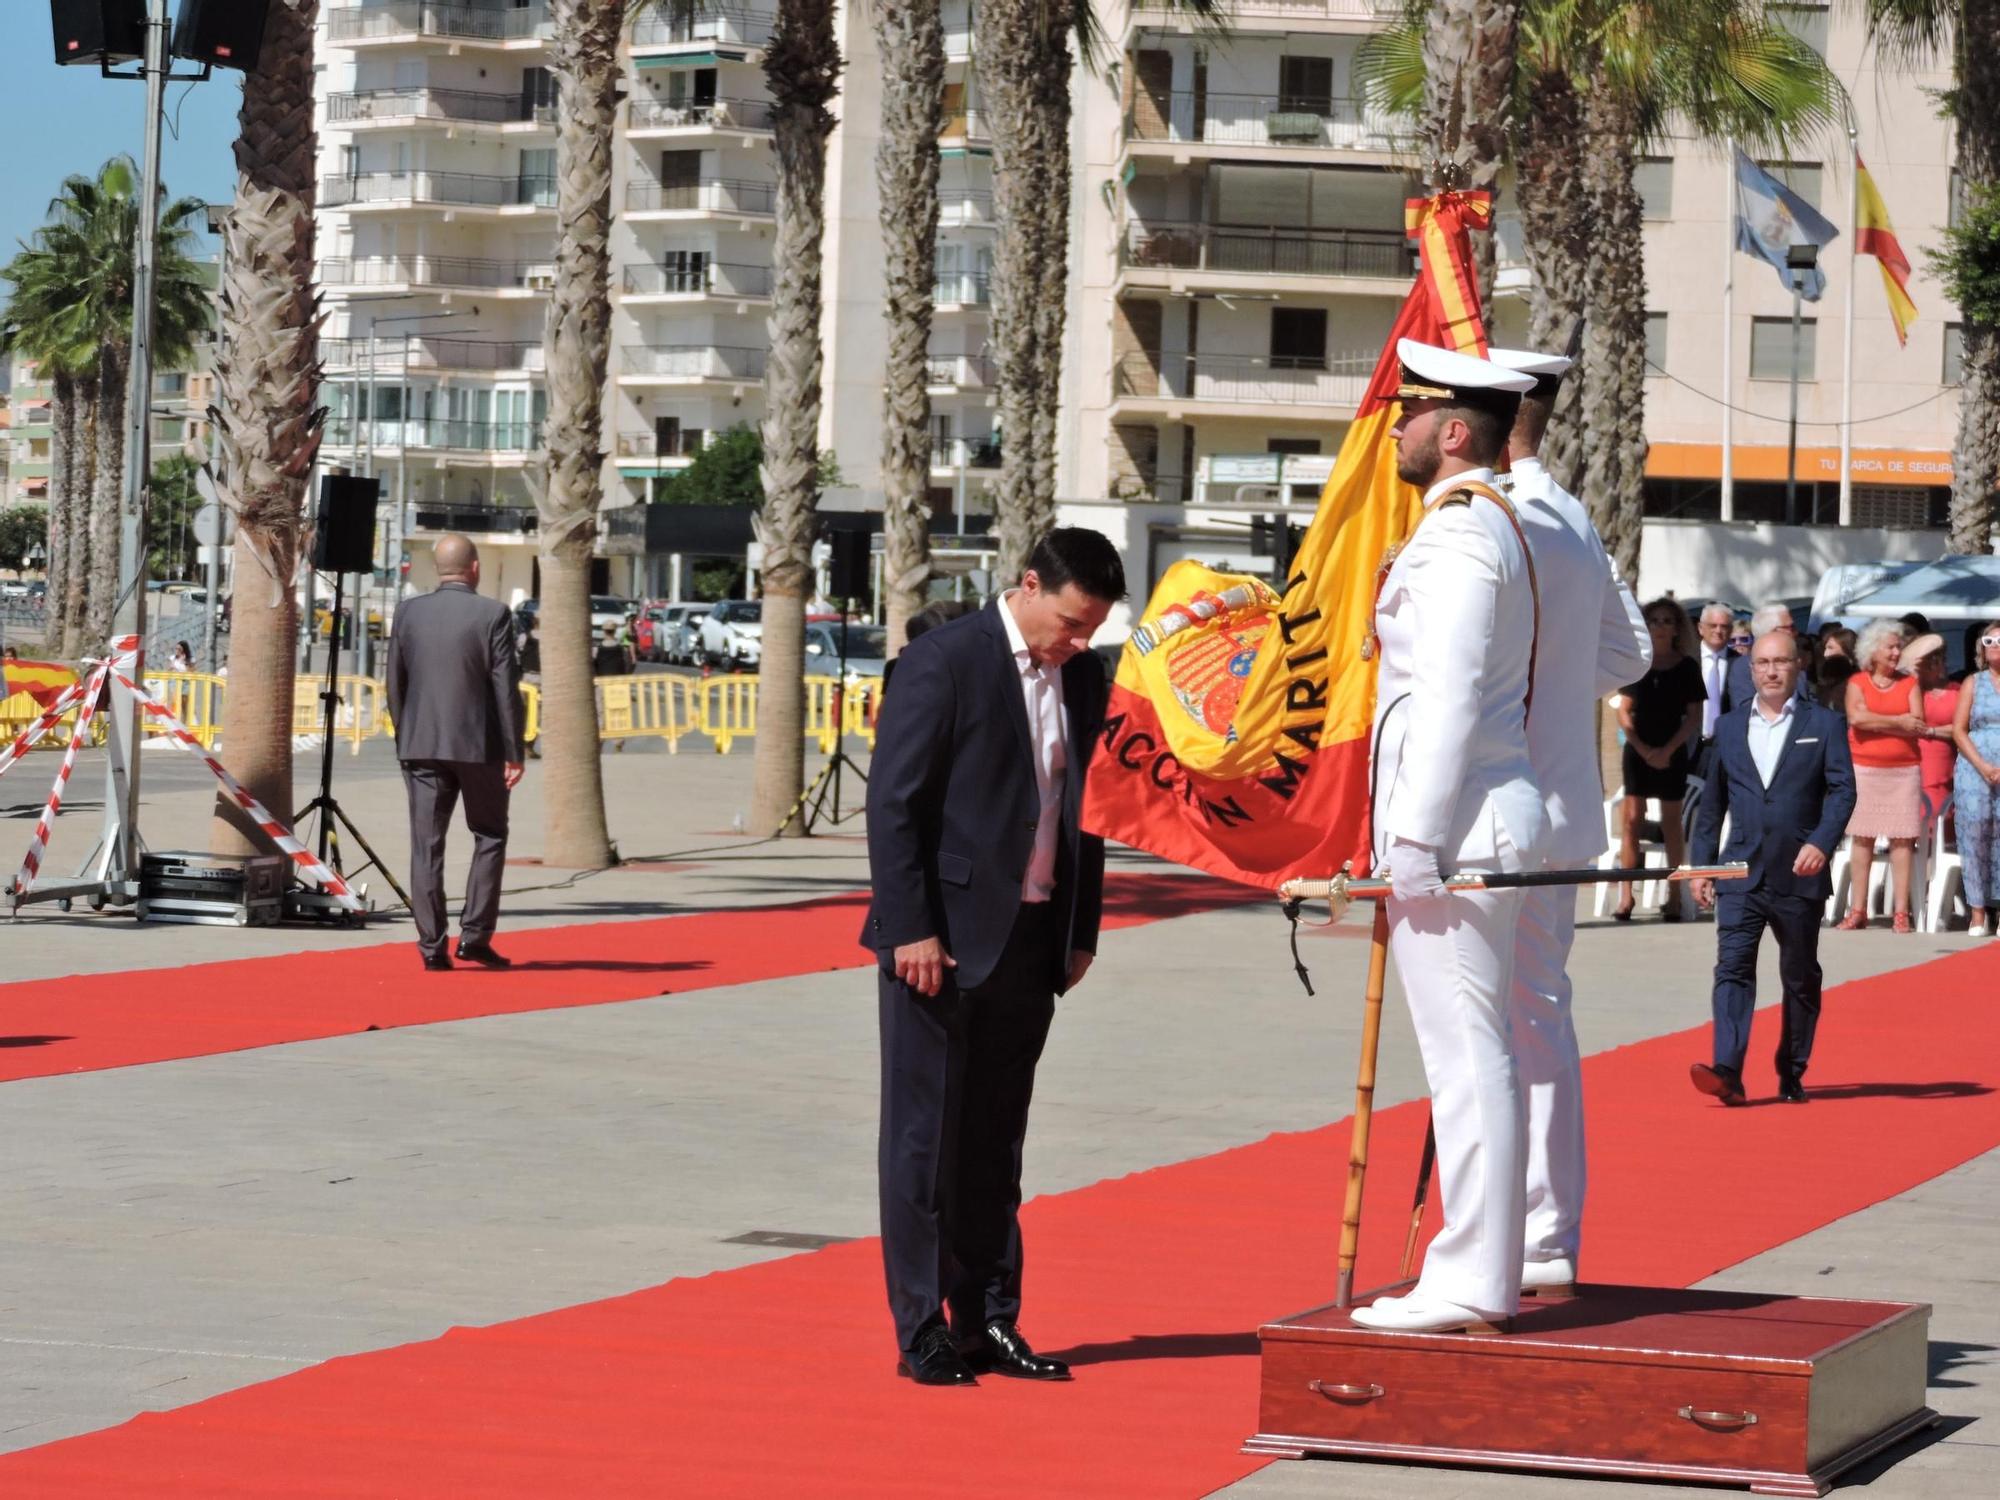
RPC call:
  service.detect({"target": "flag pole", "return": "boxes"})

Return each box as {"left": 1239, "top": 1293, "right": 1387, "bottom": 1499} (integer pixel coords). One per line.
{"left": 1839, "top": 128, "right": 1860, "bottom": 527}
{"left": 1335, "top": 900, "right": 1391, "bottom": 1310}
{"left": 1721, "top": 141, "right": 1736, "bottom": 522}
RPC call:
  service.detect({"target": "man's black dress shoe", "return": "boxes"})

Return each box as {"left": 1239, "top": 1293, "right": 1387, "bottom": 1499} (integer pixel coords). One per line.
{"left": 1690, "top": 1062, "right": 1746, "bottom": 1106}
{"left": 964, "top": 1320, "right": 1071, "bottom": 1381}
{"left": 897, "top": 1325, "right": 978, "bottom": 1386}
{"left": 1779, "top": 1078, "right": 1810, "bottom": 1103}
{"left": 455, "top": 941, "right": 512, "bottom": 969}
{"left": 421, "top": 952, "right": 453, "bottom": 972}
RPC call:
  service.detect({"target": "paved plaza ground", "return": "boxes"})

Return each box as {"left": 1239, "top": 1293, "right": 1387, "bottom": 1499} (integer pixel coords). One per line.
{"left": 0, "top": 738, "right": 1994, "bottom": 1494}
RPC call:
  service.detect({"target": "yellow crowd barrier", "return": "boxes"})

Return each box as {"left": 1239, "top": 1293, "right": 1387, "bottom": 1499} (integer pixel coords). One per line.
{"left": 143, "top": 673, "right": 227, "bottom": 749}
{"left": 0, "top": 689, "right": 105, "bottom": 750}
{"left": 290, "top": 675, "right": 389, "bottom": 756}
{"left": 597, "top": 674, "right": 697, "bottom": 752}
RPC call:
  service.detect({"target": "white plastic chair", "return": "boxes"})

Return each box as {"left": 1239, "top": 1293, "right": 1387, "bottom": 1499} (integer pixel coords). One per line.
{"left": 1925, "top": 792, "right": 1962, "bottom": 933}
{"left": 1594, "top": 789, "right": 1673, "bottom": 917}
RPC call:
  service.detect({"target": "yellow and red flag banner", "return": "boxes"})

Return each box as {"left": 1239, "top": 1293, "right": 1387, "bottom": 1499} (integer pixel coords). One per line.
{"left": 1855, "top": 154, "right": 1917, "bottom": 346}
{"left": 4, "top": 658, "right": 79, "bottom": 711}
{"left": 1082, "top": 192, "right": 1492, "bottom": 888}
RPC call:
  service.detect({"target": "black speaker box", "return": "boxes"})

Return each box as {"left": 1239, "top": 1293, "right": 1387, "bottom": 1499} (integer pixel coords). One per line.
{"left": 827, "top": 529, "right": 870, "bottom": 600}
{"left": 313, "top": 474, "right": 381, "bottom": 574}
{"left": 49, "top": 0, "right": 146, "bottom": 66}
{"left": 171, "top": 0, "right": 270, "bottom": 72}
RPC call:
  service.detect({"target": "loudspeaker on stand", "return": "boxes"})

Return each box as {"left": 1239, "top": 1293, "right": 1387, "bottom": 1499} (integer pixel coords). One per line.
{"left": 49, "top": 0, "right": 146, "bottom": 66}
{"left": 312, "top": 474, "right": 381, "bottom": 575}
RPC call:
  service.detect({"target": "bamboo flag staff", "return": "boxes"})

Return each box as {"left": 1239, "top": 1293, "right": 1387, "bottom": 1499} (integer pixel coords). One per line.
{"left": 1281, "top": 861, "right": 1748, "bottom": 1308}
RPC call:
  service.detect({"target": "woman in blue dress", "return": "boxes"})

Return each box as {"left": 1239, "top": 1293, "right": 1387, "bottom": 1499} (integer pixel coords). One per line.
{"left": 1950, "top": 620, "right": 2000, "bottom": 935}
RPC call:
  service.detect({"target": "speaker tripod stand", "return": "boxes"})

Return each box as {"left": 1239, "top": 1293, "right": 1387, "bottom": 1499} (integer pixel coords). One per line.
{"left": 798, "top": 606, "right": 869, "bottom": 834}
{"left": 290, "top": 568, "right": 409, "bottom": 924}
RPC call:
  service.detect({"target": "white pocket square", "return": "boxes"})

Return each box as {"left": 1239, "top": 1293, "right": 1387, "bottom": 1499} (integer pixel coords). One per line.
{"left": 1796, "top": 737, "right": 1819, "bottom": 744}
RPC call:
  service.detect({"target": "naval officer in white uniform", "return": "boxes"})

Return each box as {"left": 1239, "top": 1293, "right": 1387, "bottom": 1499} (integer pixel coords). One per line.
{"left": 1490, "top": 346, "right": 1652, "bottom": 1297}
{"left": 1353, "top": 340, "right": 1549, "bottom": 1335}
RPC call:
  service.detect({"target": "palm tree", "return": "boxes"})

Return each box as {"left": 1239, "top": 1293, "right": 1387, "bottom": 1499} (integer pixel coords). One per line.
{"left": 1422, "top": 0, "right": 1526, "bottom": 304}
{"left": 208, "top": 0, "right": 322, "bottom": 857}
{"left": 536, "top": 0, "right": 623, "bottom": 870}
{"left": 750, "top": 0, "right": 842, "bottom": 835}
{"left": 1864, "top": 0, "right": 2000, "bottom": 552}
{"left": 872, "top": 0, "right": 945, "bottom": 648}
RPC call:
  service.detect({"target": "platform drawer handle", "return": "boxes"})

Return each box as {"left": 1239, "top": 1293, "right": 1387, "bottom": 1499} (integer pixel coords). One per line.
{"left": 1309, "top": 1380, "right": 1384, "bottom": 1403}
{"left": 1678, "top": 1406, "right": 1758, "bottom": 1429}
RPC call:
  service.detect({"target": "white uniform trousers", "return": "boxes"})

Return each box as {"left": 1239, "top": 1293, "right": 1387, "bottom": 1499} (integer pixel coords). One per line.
{"left": 1389, "top": 882, "right": 1528, "bottom": 1318}
{"left": 1509, "top": 884, "right": 1587, "bottom": 1266}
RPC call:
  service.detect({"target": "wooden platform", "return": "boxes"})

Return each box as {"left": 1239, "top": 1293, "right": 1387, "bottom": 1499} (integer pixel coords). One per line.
{"left": 1246, "top": 1284, "right": 1938, "bottom": 1496}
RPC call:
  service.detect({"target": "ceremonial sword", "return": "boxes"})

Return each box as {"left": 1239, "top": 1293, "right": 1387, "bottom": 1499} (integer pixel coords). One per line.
{"left": 1276, "top": 860, "right": 1750, "bottom": 1309}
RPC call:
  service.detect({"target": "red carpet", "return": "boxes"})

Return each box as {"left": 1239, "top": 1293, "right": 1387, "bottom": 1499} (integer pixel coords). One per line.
{"left": 0, "top": 873, "right": 1254, "bottom": 1084}
{"left": 5, "top": 942, "right": 1996, "bottom": 1497}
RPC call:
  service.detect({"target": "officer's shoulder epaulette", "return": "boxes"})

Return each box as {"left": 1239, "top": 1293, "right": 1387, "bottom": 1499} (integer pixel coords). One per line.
{"left": 1435, "top": 489, "right": 1476, "bottom": 509}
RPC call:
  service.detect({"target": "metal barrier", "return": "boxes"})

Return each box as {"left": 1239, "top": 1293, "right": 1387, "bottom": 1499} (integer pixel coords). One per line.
{"left": 291, "top": 675, "right": 388, "bottom": 755}
{"left": 597, "top": 674, "right": 696, "bottom": 751}
{"left": 0, "top": 689, "right": 103, "bottom": 750}
{"left": 696, "top": 675, "right": 760, "bottom": 753}
{"left": 142, "top": 673, "right": 227, "bottom": 749}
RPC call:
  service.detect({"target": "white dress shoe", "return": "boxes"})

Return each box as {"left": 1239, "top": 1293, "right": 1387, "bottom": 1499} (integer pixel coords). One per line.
{"left": 1521, "top": 1257, "right": 1577, "bottom": 1299}
{"left": 1350, "top": 1293, "right": 1509, "bottom": 1335}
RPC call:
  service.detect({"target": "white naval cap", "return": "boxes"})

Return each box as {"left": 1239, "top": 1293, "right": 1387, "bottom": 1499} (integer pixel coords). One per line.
{"left": 1488, "top": 346, "right": 1575, "bottom": 378}
{"left": 1395, "top": 338, "right": 1537, "bottom": 401}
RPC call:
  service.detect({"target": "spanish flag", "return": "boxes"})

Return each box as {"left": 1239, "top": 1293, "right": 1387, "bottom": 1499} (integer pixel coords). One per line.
{"left": 1856, "top": 154, "right": 1917, "bottom": 346}
{"left": 1082, "top": 193, "right": 1493, "bottom": 887}
{"left": 3, "top": 657, "right": 79, "bottom": 711}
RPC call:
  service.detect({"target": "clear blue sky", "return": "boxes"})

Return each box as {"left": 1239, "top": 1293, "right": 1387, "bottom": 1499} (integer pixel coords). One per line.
{"left": 0, "top": 9, "right": 243, "bottom": 259}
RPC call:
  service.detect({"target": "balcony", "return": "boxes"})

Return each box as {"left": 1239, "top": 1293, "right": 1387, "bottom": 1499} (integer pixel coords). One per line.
{"left": 1125, "top": 0, "right": 1400, "bottom": 31}
{"left": 328, "top": 2, "right": 552, "bottom": 46}
{"left": 933, "top": 272, "right": 992, "bottom": 308}
{"left": 1124, "top": 92, "right": 1409, "bottom": 156}
{"left": 630, "top": 6, "right": 776, "bottom": 51}
{"left": 319, "top": 256, "right": 556, "bottom": 294}
{"left": 322, "top": 171, "right": 557, "bottom": 211}
{"left": 621, "top": 261, "right": 774, "bottom": 299}
{"left": 932, "top": 436, "right": 1002, "bottom": 470}
{"left": 618, "top": 344, "right": 768, "bottom": 384}
{"left": 1118, "top": 221, "right": 1411, "bottom": 284}
{"left": 624, "top": 178, "right": 777, "bottom": 217}
{"left": 325, "top": 416, "right": 544, "bottom": 455}
{"left": 628, "top": 96, "right": 775, "bottom": 135}
{"left": 410, "top": 503, "right": 539, "bottom": 535}
{"left": 615, "top": 429, "right": 709, "bottom": 465}
{"left": 322, "top": 336, "right": 546, "bottom": 373}
{"left": 1111, "top": 349, "right": 1372, "bottom": 416}
{"left": 926, "top": 353, "right": 995, "bottom": 390}
{"left": 939, "top": 190, "right": 995, "bottom": 230}
{"left": 327, "top": 87, "right": 554, "bottom": 128}
{"left": 940, "top": 109, "right": 992, "bottom": 147}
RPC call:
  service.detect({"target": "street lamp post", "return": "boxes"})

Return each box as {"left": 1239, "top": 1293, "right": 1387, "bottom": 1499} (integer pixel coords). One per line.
{"left": 1783, "top": 242, "right": 1820, "bottom": 526}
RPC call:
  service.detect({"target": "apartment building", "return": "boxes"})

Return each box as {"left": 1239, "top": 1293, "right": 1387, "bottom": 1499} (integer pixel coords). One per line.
{"left": 5, "top": 356, "right": 54, "bottom": 509}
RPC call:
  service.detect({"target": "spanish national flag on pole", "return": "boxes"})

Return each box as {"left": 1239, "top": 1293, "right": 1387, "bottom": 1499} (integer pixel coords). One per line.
{"left": 3, "top": 658, "right": 79, "bottom": 711}
{"left": 1081, "top": 193, "right": 1494, "bottom": 888}
{"left": 1855, "top": 154, "right": 1918, "bottom": 346}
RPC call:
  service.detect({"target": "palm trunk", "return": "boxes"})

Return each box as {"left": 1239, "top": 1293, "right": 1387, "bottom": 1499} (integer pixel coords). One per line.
{"left": 62, "top": 378, "right": 98, "bottom": 657}
{"left": 979, "top": 0, "right": 1065, "bottom": 582}
{"left": 1515, "top": 69, "right": 1588, "bottom": 491}
{"left": 1028, "top": 37, "right": 1070, "bottom": 514}
{"left": 209, "top": 0, "right": 321, "bottom": 856}
{"left": 1579, "top": 86, "right": 1647, "bottom": 581}
{"left": 1949, "top": 0, "right": 2000, "bottom": 553}
{"left": 536, "top": 0, "right": 621, "bottom": 869}
{"left": 752, "top": 0, "right": 841, "bottom": 836}
{"left": 1420, "top": 0, "right": 1522, "bottom": 196}
{"left": 87, "top": 342, "right": 128, "bottom": 650}
{"left": 46, "top": 372, "right": 75, "bottom": 657}
{"left": 872, "top": 0, "right": 943, "bottom": 650}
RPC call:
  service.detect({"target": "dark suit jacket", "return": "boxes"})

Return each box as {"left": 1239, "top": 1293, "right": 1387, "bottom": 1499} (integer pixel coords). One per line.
{"left": 862, "top": 602, "right": 1108, "bottom": 992}
{"left": 1692, "top": 697, "right": 1856, "bottom": 900}
{"left": 386, "top": 582, "right": 525, "bottom": 764}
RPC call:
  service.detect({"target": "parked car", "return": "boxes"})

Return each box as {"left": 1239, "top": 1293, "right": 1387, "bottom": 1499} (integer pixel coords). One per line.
{"left": 659, "top": 602, "right": 710, "bottom": 665}
{"left": 591, "top": 594, "right": 633, "bottom": 633}
{"left": 634, "top": 604, "right": 668, "bottom": 661}
{"left": 803, "top": 620, "right": 888, "bottom": 680}
{"left": 700, "top": 599, "right": 763, "bottom": 669}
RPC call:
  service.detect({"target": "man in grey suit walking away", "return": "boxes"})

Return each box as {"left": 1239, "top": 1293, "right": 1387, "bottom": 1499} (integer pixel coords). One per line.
{"left": 386, "top": 534, "right": 526, "bottom": 971}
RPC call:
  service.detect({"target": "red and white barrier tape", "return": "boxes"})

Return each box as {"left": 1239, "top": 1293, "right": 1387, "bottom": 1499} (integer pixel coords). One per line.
{"left": 14, "top": 660, "right": 111, "bottom": 893}
{"left": 0, "top": 674, "right": 98, "bottom": 780}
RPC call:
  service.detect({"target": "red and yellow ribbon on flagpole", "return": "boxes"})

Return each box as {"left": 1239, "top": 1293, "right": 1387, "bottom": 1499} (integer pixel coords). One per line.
{"left": 1083, "top": 192, "right": 1494, "bottom": 886}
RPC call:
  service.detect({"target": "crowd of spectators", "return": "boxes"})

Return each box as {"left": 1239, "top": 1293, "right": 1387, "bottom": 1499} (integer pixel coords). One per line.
{"left": 1612, "top": 600, "right": 2000, "bottom": 935}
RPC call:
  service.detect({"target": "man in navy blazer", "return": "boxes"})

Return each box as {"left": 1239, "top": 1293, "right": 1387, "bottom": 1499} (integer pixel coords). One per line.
{"left": 864, "top": 528, "right": 1123, "bottom": 1386}
{"left": 1690, "top": 631, "right": 1856, "bottom": 1105}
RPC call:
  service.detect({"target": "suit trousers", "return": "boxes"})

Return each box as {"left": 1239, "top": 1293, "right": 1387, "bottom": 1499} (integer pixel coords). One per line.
{"left": 401, "top": 759, "right": 510, "bottom": 959}
{"left": 1509, "top": 886, "right": 1586, "bottom": 1266}
{"left": 877, "top": 901, "right": 1059, "bottom": 1353}
{"left": 1711, "top": 885, "right": 1823, "bottom": 1083}
{"left": 1389, "top": 882, "right": 1529, "bottom": 1317}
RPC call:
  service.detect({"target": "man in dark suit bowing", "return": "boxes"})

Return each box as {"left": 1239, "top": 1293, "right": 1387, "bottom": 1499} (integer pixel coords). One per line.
{"left": 864, "top": 527, "right": 1124, "bottom": 1386}
{"left": 1690, "top": 631, "right": 1856, "bottom": 1105}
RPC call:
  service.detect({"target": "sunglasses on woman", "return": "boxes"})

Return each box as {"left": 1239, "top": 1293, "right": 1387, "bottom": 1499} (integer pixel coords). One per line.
{"left": 1983, "top": 635, "right": 2000, "bottom": 649}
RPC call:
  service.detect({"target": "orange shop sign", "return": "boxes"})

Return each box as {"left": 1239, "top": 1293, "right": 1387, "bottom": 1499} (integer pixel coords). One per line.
{"left": 1645, "top": 443, "right": 1953, "bottom": 485}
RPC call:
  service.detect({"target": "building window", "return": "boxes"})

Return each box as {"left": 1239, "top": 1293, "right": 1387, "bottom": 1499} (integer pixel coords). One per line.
{"left": 1771, "top": 3, "right": 1830, "bottom": 55}
{"left": 1634, "top": 157, "right": 1673, "bottom": 220}
{"left": 1645, "top": 312, "right": 1668, "bottom": 374}
{"left": 1945, "top": 322, "right": 1965, "bottom": 385}
{"left": 1267, "top": 437, "right": 1320, "bottom": 455}
{"left": 155, "top": 371, "right": 187, "bottom": 396}
{"left": 1277, "top": 56, "right": 1334, "bottom": 114}
{"left": 1758, "top": 160, "right": 1822, "bottom": 211}
{"left": 1750, "top": 315, "right": 1816, "bottom": 380}
{"left": 1269, "top": 307, "right": 1328, "bottom": 370}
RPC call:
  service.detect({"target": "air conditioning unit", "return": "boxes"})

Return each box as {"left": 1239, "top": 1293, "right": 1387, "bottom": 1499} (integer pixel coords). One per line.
{"left": 524, "top": 271, "right": 556, "bottom": 291}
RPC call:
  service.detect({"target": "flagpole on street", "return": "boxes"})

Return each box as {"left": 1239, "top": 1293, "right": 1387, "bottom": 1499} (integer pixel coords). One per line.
{"left": 1721, "top": 141, "right": 1736, "bottom": 522}
{"left": 1840, "top": 127, "right": 1860, "bottom": 527}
